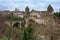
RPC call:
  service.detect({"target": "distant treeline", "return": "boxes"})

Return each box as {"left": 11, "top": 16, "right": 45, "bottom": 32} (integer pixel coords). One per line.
{"left": 54, "top": 12, "right": 60, "bottom": 19}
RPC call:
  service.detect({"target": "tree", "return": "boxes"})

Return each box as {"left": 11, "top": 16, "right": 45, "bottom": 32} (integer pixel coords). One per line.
{"left": 23, "top": 23, "right": 33, "bottom": 40}
{"left": 27, "top": 23, "right": 33, "bottom": 40}
{"left": 5, "top": 14, "right": 23, "bottom": 21}
{"left": 54, "top": 12, "right": 60, "bottom": 19}
{"left": 23, "top": 30, "right": 28, "bottom": 40}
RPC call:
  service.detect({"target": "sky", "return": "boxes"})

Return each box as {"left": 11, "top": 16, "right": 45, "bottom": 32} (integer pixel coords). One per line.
{"left": 0, "top": 0, "right": 60, "bottom": 12}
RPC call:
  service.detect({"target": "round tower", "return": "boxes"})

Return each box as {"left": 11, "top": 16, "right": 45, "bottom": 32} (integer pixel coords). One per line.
{"left": 47, "top": 5, "right": 54, "bottom": 14}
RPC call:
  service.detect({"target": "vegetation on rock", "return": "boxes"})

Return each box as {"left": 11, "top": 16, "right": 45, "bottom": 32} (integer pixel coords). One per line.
{"left": 23, "top": 23, "right": 33, "bottom": 40}
{"left": 5, "top": 14, "right": 24, "bottom": 21}
{"left": 54, "top": 12, "right": 60, "bottom": 19}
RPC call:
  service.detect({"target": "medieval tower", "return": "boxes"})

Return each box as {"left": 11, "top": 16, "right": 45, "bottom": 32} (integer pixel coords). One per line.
{"left": 47, "top": 5, "right": 54, "bottom": 14}
{"left": 25, "top": 6, "right": 30, "bottom": 18}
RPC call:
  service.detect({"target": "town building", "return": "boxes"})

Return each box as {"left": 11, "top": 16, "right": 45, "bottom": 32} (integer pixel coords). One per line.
{"left": 0, "top": 5, "right": 54, "bottom": 24}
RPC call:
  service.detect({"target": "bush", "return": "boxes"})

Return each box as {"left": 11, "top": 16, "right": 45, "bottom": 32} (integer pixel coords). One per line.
{"left": 54, "top": 12, "right": 60, "bottom": 19}
{"left": 23, "top": 23, "right": 33, "bottom": 40}
{"left": 5, "top": 14, "right": 24, "bottom": 21}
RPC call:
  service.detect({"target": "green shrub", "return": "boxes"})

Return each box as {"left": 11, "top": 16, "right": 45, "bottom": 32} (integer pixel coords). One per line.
{"left": 23, "top": 23, "right": 33, "bottom": 40}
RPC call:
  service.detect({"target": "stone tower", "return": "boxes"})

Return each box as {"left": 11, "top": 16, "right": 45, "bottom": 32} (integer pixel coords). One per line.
{"left": 15, "top": 8, "right": 19, "bottom": 11}
{"left": 47, "top": 5, "right": 54, "bottom": 14}
{"left": 24, "top": 6, "right": 30, "bottom": 28}
{"left": 25, "top": 6, "right": 30, "bottom": 18}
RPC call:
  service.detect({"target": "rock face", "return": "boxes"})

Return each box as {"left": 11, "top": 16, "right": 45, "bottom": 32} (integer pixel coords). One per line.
{"left": 0, "top": 15, "right": 5, "bottom": 37}
{"left": 26, "top": 11, "right": 60, "bottom": 40}
{"left": 0, "top": 5, "right": 59, "bottom": 40}
{"left": 28, "top": 14, "right": 60, "bottom": 40}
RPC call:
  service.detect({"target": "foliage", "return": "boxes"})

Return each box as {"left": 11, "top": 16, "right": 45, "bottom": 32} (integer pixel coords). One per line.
{"left": 54, "top": 12, "right": 60, "bottom": 19}
{"left": 23, "top": 23, "right": 33, "bottom": 40}
{"left": 23, "top": 30, "right": 28, "bottom": 40}
{"left": 0, "top": 36, "right": 8, "bottom": 40}
{"left": 3, "top": 36, "right": 8, "bottom": 40}
{"left": 27, "top": 23, "right": 33, "bottom": 40}
{"left": 5, "top": 14, "right": 24, "bottom": 21}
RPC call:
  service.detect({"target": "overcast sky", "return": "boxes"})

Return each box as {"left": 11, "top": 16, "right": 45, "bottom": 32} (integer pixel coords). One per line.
{"left": 0, "top": 0, "right": 60, "bottom": 12}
